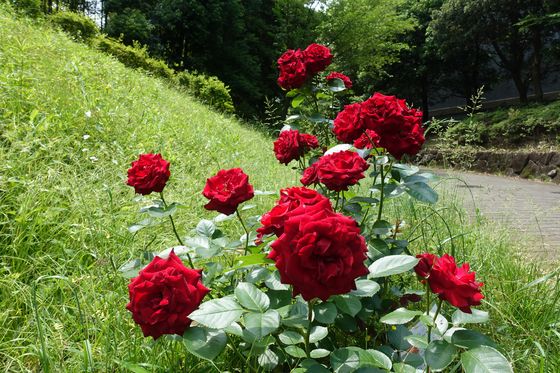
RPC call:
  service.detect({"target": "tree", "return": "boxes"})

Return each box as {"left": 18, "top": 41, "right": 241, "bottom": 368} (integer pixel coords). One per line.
{"left": 319, "top": 0, "right": 415, "bottom": 95}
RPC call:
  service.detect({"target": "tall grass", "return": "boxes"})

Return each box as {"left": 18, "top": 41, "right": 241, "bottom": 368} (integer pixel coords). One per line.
{"left": 0, "top": 7, "right": 558, "bottom": 372}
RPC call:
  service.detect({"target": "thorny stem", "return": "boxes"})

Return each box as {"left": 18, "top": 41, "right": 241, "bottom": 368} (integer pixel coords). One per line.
{"left": 160, "top": 192, "right": 194, "bottom": 268}
{"left": 236, "top": 209, "right": 250, "bottom": 255}
{"left": 377, "top": 164, "right": 385, "bottom": 222}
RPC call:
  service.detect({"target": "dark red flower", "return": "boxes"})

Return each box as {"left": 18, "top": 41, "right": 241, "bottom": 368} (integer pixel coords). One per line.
{"left": 416, "top": 253, "right": 484, "bottom": 313}
{"left": 360, "top": 93, "right": 425, "bottom": 160}
{"left": 313, "top": 150, "right": 369, "bottom": 192}
{"left": 126, "top": 251, "right": 210, "bottom": 339}
{"left": 127, "top": 153, "right": 170, "bottom": 195}
{"left": 301, "top": 162, "right": 320, "bottom": 186}
{"left": 333, "top": 103, "right": 366, "bottom": 143}
{"left": 303, "top": 43, "right": 333, "bottom": 74}
{"left": 202, "top": 168, "right": 254, "bottom": 215}
{"left": 273, "top": 130, "right": 319, "bottom": 165}
{"left": 268, "top": 206, "right": 368, "bottom": 301}
{"left": 277, "top": 49, "right": 308, "bottom": 90}
{"left": 257, "top": 187, "right": 331, "bottom": 240}
{"left": 353, "top": 129, "right": 381, "bottom": 149}
{"left": 326, "top": 72, "right": 352, "bottom": 89}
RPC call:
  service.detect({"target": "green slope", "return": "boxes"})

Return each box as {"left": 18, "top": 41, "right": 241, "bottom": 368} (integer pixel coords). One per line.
{"left": 0, "top": 8, "right": 291, "bottom": 371}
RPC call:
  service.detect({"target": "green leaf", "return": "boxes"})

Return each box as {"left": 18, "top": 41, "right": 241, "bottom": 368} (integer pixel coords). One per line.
{"left": 141, "top": 202, "right": 179, "bottom": 218}
{"left": 310, "top": 349, "right": 331, "bottom": 358}
{"left": 405, "top": 182, "right": 438, "bottom": 204}
{"left": 279, "top": 330, "right": 304, "bottom": 345}
{"left": 380, "top": 308, "right": 422, "bottom": 325}
{"left": 334, "top": 295, "right": 362, "bottom": 317}
{"left": 452, "top": 329, "right": 497, "bottom": 349}
{"left": 351, "top": 280, "right": 380, "bottom": 297}
{"left": 245, "top": 267, "right": 270, "bottom": 284}
{"left": 265, "top": 271, "right": 289, "bottom": 290}
{"left": 425, "top": 340, "right": 457, "bottom": 371}
{"left": 258, "top": 349, "right": 279, "bottom": 371}
{"left": 233, "top": 253, "right": 274, "bottom": 270}
{"left": 188, "top": 297, "right": 243, "bottom": 329}
{"left": 292, "top": 94, "right": 305, "bottom": 108}
{"left": 404, "top": 335, "right": 428, "bottom": 349}
{"left": 331, "top": 347, "right": 390, "bottom": 372}
{"left": 363, "top": 350, "right": 392, "bottom": 370}
{"left": 196, "top": 219, "right": 215, "bottom": 237}
{"left": 285, "top": 345, "right": 307, "bottom": 358}
{"left": 328, "top": 78, "right": 346, "bottom": 92}
{"left": 461, "top": 346, "right": 513, "bottom": 373}
{"left": 244, "top": 310, "right": 280, "bottom": 339}
{"left": 183, "top": 327, "right": 227, "bottom": 361}
{"left": 282, "top": 300, "right": 309, "bottom": 328}
{"left": 368, "top": 255, "right": 419, "bottom": 278}
{"left": 309, "top": 326, "right": 328, "bottom": 343}
{"left": 235, "top": 282, "right": 270, "bottom": 312}
{"left": 392, "top": 363, "right": 417, "bottom": 373}
{"left": 314, "top": 302, "right": 338, "bottom": 324}
{"left": 372, "top": 220, "right": 392, "bottom": 235}
{"left": 452, "top": 309, "right": 489, "bottom": 325}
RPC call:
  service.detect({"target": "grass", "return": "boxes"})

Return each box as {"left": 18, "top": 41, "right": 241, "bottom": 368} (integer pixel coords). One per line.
{"left": 0, "top": 7, "right": 559, "bottom": 372}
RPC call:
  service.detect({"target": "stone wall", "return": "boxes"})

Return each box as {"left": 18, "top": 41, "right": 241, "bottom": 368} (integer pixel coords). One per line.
{"left": 416, "top": 149, "right": 560, "bottom": 183}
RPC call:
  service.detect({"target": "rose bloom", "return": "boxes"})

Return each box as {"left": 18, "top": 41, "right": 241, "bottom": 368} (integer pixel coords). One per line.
{"left": 126, "top": 251, "right": 210, "bottom": 339}
{"left": 127, "top": 153, "right": 171, "bottom": 195}
{"left": 202, "top": 168, "right": 254, "bottom": 215}
{"left": 268, "top": 204, "right": 368, "bottom": 301}
{"left": 360, "top": 93, "right": 425, "bottom": 160}
{"left": 257, "top": 187, "right": 332, "bottom": 240}
{"left": 300, "top": 162, "right": 320, "bottom": 186}
{"left": 313, "top": 150, "right": 369, "bottom": 192}
{"left": 326, "top": 72, "right": 352, "bottom": 89}
{"left": 303, "top": 43, "right": 333, "bottom": 74}
{"left": 415, "top": 253, "right": 484, "bottom": 313}
{"left": 353, "top": 129, "right": 380, "bottom": 149}
{"left": 333, "top": 103, "right": 367, "bottom": 143}
{"left": 277, "top": 49, "right": 307, "bottom": 90}
{"left": 273, "top": 130, "right": 319, "bottom": 165}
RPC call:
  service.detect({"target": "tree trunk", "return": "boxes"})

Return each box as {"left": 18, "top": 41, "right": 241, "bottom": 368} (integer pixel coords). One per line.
{"left": 531, "top": 28, "right": 544, "bottom": 102}
{"left": 421, "top": 73, "right": 429, "bottom": 122}
{"left": 512, "top": 72, "right": 528, "bottom": 103}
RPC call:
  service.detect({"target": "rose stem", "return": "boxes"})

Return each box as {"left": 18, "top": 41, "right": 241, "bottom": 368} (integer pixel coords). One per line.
{"left": 160, "top": 192, "right": 194, "bottom": 268}
{"left": 334, "top": 191, "right": 340, "bottom": 211}
{"left": 236, "top": 208, "right": 250, "bottom": 255}
{"left": 304, "top": 299, "right": 315, "bottom": 358}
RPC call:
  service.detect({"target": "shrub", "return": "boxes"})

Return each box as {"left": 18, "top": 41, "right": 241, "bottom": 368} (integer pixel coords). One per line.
{"left": 95, "top": 36, "right": 174, "bottom": 81}
{"left": 49, "top": 11, "right": 98, "bottom": 41}
{"left": 176, "top": 71, "right": 234, "bottom": 113}
{"left": 7, "top": 0, "right": 41, "bottom": 17}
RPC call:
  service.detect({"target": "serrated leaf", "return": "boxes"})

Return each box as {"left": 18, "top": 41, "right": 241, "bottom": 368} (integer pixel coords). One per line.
{"left": 380, "top": 308, "right": 422, "bottom": 325}
{"left": 452, "top": 309, "right": 489, "bottom": 325}
{"left": 425, "top": 340, "right": 457, "bottom": 371}
{"left": 461, "top": 346, "right": 513, "bottom": 373}
{"left": 314, "top": 302, "right": 337, "bottom": 324}
{"left": 351, "top": 280, "right": 380, "bottom": 297}
{"left": 368, "top": 255, "right": 419, "bottom": 278}
{"left": 183, "top": 327, "right": 226, "bottom": 361}
{"left": 310, "top": 349, "right": 331, "bottom": 358}
{"left": 244, "top": 310, "right": 280, "bottom": 339}
{"left": 285, "top": 345, "right": 307, "bottom": 358}
{"left": 258, "top": 349, "right": 279, "bottom": 371}
{"left": 265, "top": 271, "right": 289, "bottom": 290}
{"left": 188, "top": 297, "right": 243, "bottom": 329}
{"left": 405, "top": 182, "right": 438, "bottom": 204}
{"left": 452, "top": 329, "right": 497, "bottom": 349}
{"left": 279, "top": 331, "right": 304, "bottom": 345}
{"left": 196, "top": 219, "right": 216, "bottom": 237}
{"left": 404, "top": 335, "right": 428, "bottom": 349}
{"left": 309, "top": 326, "right": 329, "bottom": 343}
{"left": 334, "top": 295, "right": 362, "bottom": 317}
{"left": 235, "top": 282, "right": 270, "bottom": 312}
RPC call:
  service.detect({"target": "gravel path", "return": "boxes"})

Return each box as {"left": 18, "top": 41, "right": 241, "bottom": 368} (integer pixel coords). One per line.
{"left": 431, "top": 169, "right": 560, "bottom": 259}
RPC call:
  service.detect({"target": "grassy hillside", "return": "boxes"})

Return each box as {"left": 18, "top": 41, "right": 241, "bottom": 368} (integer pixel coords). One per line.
{"left": 1, "top": 8, "right": 559, "bottom": 373}
{"left": 0, "top": 8, "right": 293, "bottom": 371}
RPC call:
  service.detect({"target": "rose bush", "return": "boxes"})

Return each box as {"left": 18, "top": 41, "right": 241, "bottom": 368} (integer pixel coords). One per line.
{"left": 119, "top": 42, "right": 512, "bottom": 373}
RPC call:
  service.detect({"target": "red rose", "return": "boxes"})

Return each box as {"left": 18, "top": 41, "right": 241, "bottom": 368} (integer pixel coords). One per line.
{"left": 202, "top": 168, "right": 254, "bottom": 215}
{"left": 277, "top": 49, "right": 308, "bottom": 90}
{"left": 268, "top": 206, "right": 368, "bottom": 301}
{"left": 303, "top": 43, "right": 333, "bottom": 74}
{"left": 127, "top": 153, "right": 171, "bottom": 195}
{"left": 314, "top": 150, "right": 369, "bottom": 192}
{"left": 417, "top": 253, "right": 484, "bottom": 313}
{"left": 333, "top": 103, "right": 367, "bottom": 143}
{"left": 300, "top": 162, "right": 320, "bottom": 186}
{"left": 273, "top": 130, "right": 319, "bottom": 165}
{"left": 414, "top": 253, "right": 437, "bottom": 279}
{"left": 360, "top": 93, "right": 425, "bottom": 159}
{"left": 326, "top": 72, "right": 352, "bottom": 89}
{"left": 353, "top": 129, "right": 380, "bottom": 149}
{"left": 126, "top": 251, "right": 210, "bottom": 339}
{"left": 257, "top": 187, "right": 332, "bottom": 239}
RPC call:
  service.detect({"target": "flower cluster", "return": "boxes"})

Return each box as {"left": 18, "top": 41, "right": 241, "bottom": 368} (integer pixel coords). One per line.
{"left": 415, "top": 253, "right": 484, "bottom": 313}
{"left": 273, "top": 129, "right": 319, "bottom": 165}
{"left": 333, "top": 92, "right": 425, "bottom": 159}
{"left": 277, "top": 43, "right": 333, "bottom": 90}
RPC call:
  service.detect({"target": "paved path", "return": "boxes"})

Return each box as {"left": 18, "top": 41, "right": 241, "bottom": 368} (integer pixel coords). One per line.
{"left": 430, "top": 169, "right": 560, "bottom": 259}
